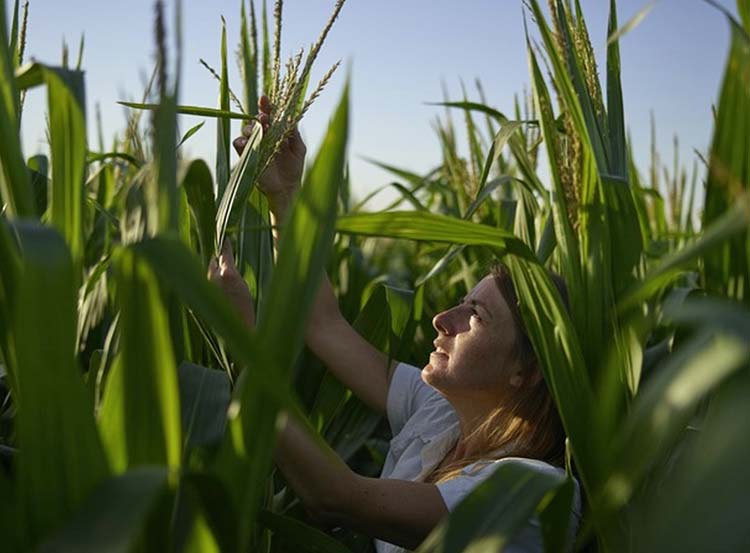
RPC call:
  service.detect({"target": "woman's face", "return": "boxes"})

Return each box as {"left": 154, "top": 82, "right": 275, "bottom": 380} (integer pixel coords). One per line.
{"left": 423, "top": 274, "right": 520, "bottom": 400}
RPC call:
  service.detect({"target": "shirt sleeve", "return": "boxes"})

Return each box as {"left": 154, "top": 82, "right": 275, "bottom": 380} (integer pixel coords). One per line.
{"left": 435, "top": 458, "right": 576, "bottom": 513}
{"left": 385, "top": 362, "right": 442, "bottom": 436}
{"left": 435, "top": 461, "right": 500, "bottom": 512}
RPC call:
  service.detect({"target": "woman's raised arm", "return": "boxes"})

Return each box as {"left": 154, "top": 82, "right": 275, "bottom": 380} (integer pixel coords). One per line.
{"left": 230, "top": 95, "right": 398, "bottom": 414}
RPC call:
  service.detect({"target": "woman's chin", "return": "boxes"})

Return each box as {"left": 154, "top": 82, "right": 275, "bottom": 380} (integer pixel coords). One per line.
{"left": 423, "top": 354, "right": 449, "bottom": 386}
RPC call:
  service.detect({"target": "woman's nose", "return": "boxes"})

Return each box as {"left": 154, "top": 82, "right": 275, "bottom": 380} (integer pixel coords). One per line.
{"left": 432, "top": 307, "right": 459, "bottom": 335}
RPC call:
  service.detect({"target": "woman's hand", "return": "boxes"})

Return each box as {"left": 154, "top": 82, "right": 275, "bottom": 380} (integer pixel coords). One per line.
{"left": 207, "top": 241, "right": 255, "bottom": 329}
{"left": 233, "top": 95, "right": 307, "bottom": 218}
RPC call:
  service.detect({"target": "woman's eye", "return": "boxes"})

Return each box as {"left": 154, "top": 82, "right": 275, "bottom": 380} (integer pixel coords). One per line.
{"left": 470, "top": 309, "right": 481, "bottom": 321}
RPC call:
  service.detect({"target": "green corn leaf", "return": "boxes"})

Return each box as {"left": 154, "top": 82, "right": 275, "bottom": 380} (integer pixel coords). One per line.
{"left": 336, "top": 211, "right": 536, "bottom": 261}
{"left": 389, "top": 181, "right": 427, "bottom": 211}
{"left": 217, "top": 82, "right": 349, "bottom": 550}
{"left": 417, "top": 461, "right": 569, "bottom": 553}
{"left": 17, "top": 62, "right": 87, "bottom": 269}
{"left": 630, "top": 367, "right": 750, "bottom": 553}
{"left": 216, "top": 18, "right": 231, "bottom": 200}
{"left": 182, "top": 159, "right": 217, "bottom": 266}
{"left": 178, "top": 362, "right": 231, "bottom": 453}
{"left": 38, "top": 468, "right": 168, "bottom": 553}
{"left": 151, "top": 93, "right": 179, "bottom": 235}
{"left": 99, "top": 247, "right": 182, "bottom": 472}
{"left": 618, "top": 197, "right": 750, "bottom": 312}
{"left": 702, "top": 17, "right": 750, "bottom": 303}
{"left": 240, "top": 0, "right": 259, "bottom": 117}
{"left": 539, "top": 479, "right": 575, "bottom": 553}
{"left": 261, "top": 0, "right": 271, "bottom": 95}
{"left": 598, "top": 322, "right": 749, "bottom": 519}
{"left": 0, "top": 220, "right": 20, "bottom": 388}
{"left": 238, "top": 187, "right": 274, "bottom": 316}
{"left": 117, "top": 101, "right": 250, "bottom": 120}
{"left": 740, "top": 0, "right": 750, "bottom": 33}
{"left": 606, "top": 2, "right": 656, "bottom": 46}
{"left": 361, "top": 156, "right": 428, "bottom": 189}
{"left": 436, "top": 101, "right": 547, "bottom": 196}
{"left": 176, "top": 121, "right": 205, "bottom": 150}
{"left": 258, "top": 510, "right": 353, "bottom": 553}
{"left": 129, "top": 237, "right": 259, "bottom": 374}
{"left": 528, "top": 43, "right": 586, "bottom": 330}
{"left": 11, "top": 223, "right": 108, "bottom": 547}
{"left": 504, "top": 255, "right": 600, "bottom": 493}
{"left": 605, "top": 0, "right": 644, "bottom": 293}
{"left": 214, "top": 119, "right": 263, "bottom": 254}
{"left": 85, "top": 151, "right": 143, "bottom": 168}
{"left": 8, "top": 0, "right": 18, "bottom": 67}
{"left": 427, "top": 101, "right": 512, "bottom": 126}
{"left": 0, "top": 24, "right": 33, "bottom": 216}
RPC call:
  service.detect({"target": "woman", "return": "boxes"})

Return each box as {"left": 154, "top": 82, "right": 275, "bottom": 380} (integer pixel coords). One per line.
{"left": 209, "top": 96, "right": 581, "bottom": 552}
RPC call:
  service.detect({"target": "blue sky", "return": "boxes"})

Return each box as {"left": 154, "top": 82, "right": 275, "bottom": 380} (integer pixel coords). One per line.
{"left": 18, "top": 0, "right": 736, "bottom": 207}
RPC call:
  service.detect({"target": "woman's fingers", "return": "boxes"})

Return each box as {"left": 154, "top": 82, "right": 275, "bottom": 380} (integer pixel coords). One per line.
{"left": 207, "top": 257, "right": 220, "bottom": 281}
{"left": 259, "top": 95, "right": 272, "bottom": 115}
{"left": 288, "top": 126, "right": 306, "bottom": 157}
{"left": 219, "top": 240, "right": 236, "bottom": 270}
{"left": 233, "top": 135, "right": 248, "bottom": 156}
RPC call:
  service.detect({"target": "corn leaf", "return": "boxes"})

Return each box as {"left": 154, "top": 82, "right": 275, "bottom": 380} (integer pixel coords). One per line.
{"left": 0, "top": 1, "right": 32, "bottom": 217}
{"left": 702, "top": 17, "right": 750, "bottom": 304}
{"left": 17, "top": 62, "right": 88, "bottom": 269}
{"left": 336, "top": 211, "right": 536, "bottom": 261}
{"left": 240, "top": 0, "right": 259, "bottom": 117}
{"left": 214, "top": 120, "right": 263, "bottom": 254}
{"left": 38, "top": 467, "right": 168, "bottom": 553}
{"left": 257, "top": 510, "right": 353, "bottom": 553}
{"left": 182, "top": 159, "right": 217, "bottom": 266}
{"left": 11, "top": 223, "right": 108, "bottom": 547}
{"left": 178, "top": 361, "right": 231, "bottom": 453}
{"left": 630, "top": 367, "right": 750, "bottom": 552}
{"left": 216, "top": 19, "right": 231, "bottom": 200}
{"left": 117, "top": 101, "right": 249, "bottom": 120}
{"left": 99, "top": 247, "right": 181, "bottom": 472}
{"left": 217, "top": 81, "right": 349, "bottom": 549}
{"left": 417, "top": 461, "right": 568, "bottom": 553}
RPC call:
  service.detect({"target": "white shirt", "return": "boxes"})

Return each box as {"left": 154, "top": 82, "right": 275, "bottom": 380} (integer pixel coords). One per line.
{"left": 374, "top": 362, "right": 581, "bottom": 553}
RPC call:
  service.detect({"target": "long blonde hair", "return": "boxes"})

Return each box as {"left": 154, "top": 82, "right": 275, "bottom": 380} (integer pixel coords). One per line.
{"left": 426, "top": 265, "right": 569, "bottom": 484}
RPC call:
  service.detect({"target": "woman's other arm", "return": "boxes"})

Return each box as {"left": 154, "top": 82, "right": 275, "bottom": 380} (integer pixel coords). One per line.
{"left": 276, "top": 414, "right": 448, "bottom": 550}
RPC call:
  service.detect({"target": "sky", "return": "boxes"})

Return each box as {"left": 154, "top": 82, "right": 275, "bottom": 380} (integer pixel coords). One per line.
{"left": 17, "top": 0, "right": 737, "bottom": 208}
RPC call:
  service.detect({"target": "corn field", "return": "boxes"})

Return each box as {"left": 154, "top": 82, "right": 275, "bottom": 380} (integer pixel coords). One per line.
{"left": 0, "top": 0, "right": 748, "bottom": 551}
